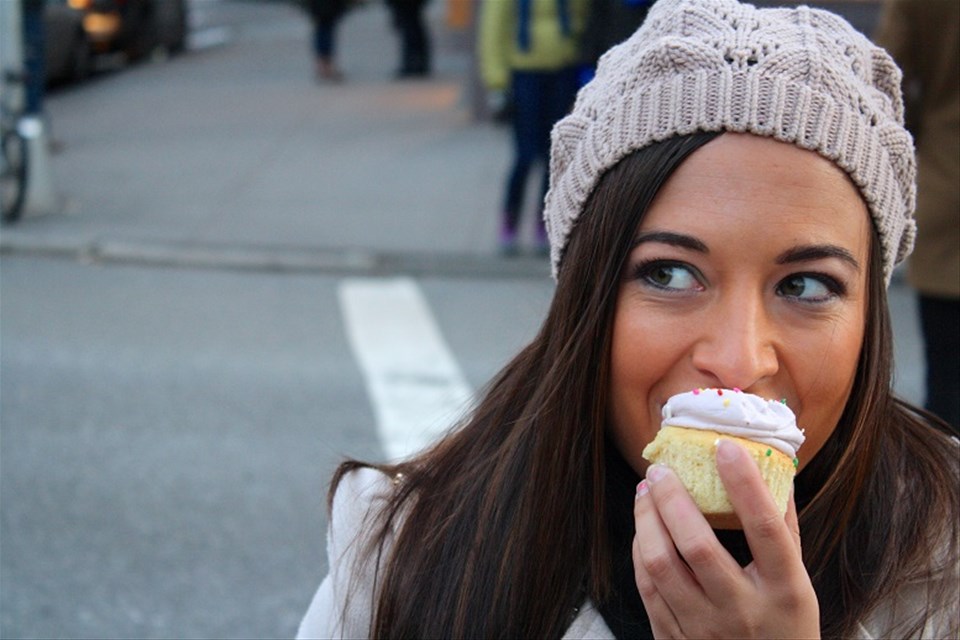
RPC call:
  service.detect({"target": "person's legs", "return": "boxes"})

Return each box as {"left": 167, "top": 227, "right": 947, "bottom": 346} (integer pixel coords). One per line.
{"left": 531, "top": 67, "right": 580, "bottom": 252}
{"left": 393, "top": 5, "right": 431, "bottom": 76}
{"left": 501, "top": 72, "right": 543, "bottom": 253}
{"left": 919, "top": 294, "right": 960, "bottom": 433}
{"left": 404, "top": 4, "right": 430, "bottom": 74}
{"left": 22, "top": 2, "right": 46, "bottom": 114}
{"left": 313, "top": 19, "right": 342, "bottom": 80}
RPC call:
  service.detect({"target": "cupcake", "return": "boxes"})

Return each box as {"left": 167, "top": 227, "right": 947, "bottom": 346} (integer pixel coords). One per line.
{"left": 641, "top": 388, "right": 805, "bottom": 529}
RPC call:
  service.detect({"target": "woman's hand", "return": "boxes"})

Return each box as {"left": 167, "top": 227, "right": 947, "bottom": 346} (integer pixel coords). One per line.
{"left": 631, "top": 439, "right": 820, "bottom": 639}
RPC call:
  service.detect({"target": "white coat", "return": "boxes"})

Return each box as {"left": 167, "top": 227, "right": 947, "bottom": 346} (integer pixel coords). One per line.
{"left": 297, "top": 466, "right": 957, "bottom": 639}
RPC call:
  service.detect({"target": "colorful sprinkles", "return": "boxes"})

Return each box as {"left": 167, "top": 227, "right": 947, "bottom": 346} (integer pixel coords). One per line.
{"left": 683, "top": 387, "right": 789, "bottom": 410}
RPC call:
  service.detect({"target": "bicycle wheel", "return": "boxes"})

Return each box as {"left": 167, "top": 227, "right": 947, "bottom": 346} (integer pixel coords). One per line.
{"left": 1, "top": 127, "right": 28, "bottom": 223}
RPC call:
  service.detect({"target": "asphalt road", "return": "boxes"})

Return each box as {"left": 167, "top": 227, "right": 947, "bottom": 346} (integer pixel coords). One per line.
{"left": 0, "top": 255, "right": 555, "bottom": 638}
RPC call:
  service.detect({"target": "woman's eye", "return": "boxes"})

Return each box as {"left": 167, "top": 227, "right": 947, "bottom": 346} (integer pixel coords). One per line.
{"left": 635, "top": 261, "right": 702, "bottom": 292}
{"left": 777, "top": 274, "right": 840, "bottom": 301}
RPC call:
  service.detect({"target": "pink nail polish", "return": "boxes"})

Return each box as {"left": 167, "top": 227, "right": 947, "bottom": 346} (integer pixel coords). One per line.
{"left": 636, "top": 480, "right": 649, "bottom": 497}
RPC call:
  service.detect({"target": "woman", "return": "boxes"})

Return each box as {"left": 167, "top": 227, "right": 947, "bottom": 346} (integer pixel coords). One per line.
{"left": 299, "top": 0, "right": 959, "bottom": 637}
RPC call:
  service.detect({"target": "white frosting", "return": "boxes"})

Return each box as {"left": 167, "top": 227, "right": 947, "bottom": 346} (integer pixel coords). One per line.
{"left": 661, "top": 388, "right": 805, "bottom": 458}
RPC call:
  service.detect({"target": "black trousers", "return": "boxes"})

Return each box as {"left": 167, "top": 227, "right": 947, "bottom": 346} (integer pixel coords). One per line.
{"left": 919, "top": 293, "right": 960, "bottom": 433}
{"left": 390, "top": 3, "right": 430, "bottom": 74}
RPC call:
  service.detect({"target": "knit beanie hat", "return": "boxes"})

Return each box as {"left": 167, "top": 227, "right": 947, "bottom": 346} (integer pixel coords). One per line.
{"left": 544, "top": 0, "right": 916, "bottom": 284}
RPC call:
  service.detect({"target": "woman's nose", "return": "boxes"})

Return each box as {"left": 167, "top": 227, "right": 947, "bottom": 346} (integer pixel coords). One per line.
{"left": 690, "top": 295, "right": 780, "bottom": 390}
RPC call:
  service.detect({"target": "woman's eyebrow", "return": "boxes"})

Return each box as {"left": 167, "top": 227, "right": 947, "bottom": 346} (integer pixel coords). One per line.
{"left": 776, "top": 245, "right": 861, "bottom": 271}
{"left": 632, "top": 231, "right": 709, "bottom": 252}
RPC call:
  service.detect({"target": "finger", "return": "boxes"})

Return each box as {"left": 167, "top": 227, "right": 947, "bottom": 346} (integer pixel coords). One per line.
{"left": 632, "top": 481, "right": 685, "bottom": 638}
{"left": 646, "top": 463, "right": 744, "bottom": 603}
{"left": 715, "top": 440, "right": 802, "bottom": 577}
{"left": 637, "top": 466, "right": 714, "bottom": 602}
{"left": 784, "top": 488, "right": 802, "bottom": 555}
{"left": 632, "top": 529, "right": 683, "bottom": 637}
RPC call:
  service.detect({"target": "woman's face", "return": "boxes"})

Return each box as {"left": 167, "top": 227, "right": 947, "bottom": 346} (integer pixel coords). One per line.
{"left": 608, "top": 133, "right": 871, "bottom": 475}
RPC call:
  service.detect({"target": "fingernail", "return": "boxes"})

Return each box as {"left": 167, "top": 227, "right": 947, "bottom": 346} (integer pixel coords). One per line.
{"left": 646, "top": 464, "right": 668, "bottom": 484}
{"left": 716, "top": 439, "right": 740, "bottom": 463}
{"left": 636, "top": 480, "right": 649, "bottom": 498}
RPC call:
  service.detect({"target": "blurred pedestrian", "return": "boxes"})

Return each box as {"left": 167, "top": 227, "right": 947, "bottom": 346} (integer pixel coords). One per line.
{"left": 297, "top": 1, "right": 959, "bottom": 638}
{"left": 874, "top": 0, "right": 960, "bottom": 433}
{"left": 305, "top": 0, "right": 349, "bottom": 81}
{"left": 386, "top": 0, "right": 431, "bottom": 78}
{"left": 479, "top": 0, "right": 588, "bottom": 256}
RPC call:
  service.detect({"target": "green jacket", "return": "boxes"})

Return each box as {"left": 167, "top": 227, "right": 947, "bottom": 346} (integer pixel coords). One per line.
{"left": 478, "top": 0, "right": 589, "bottom": 90}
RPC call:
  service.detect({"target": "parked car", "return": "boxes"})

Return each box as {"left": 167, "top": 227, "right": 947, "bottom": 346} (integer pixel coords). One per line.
{"left": 44, "top": 0, "right": 93, "bottom": 85}
{"left": 68, "top": 0, "right": 188, "bottom": 60}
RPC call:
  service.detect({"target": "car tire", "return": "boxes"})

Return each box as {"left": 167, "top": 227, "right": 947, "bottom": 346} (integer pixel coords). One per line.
{"left": 1, "top": 128, "right": 28, "bottom": 223}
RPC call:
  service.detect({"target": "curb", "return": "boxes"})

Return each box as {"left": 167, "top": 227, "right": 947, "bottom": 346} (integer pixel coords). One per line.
{"left": 0, "top": 235, "right": 553, "bottom": 280}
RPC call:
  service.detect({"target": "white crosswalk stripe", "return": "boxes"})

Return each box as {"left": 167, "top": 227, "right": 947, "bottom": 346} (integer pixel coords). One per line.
{"left": 338, "top": 276, "right": 475, "bottom": 461}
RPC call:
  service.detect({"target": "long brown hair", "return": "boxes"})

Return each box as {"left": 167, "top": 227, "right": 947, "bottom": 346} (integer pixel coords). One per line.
{"left": 330, "top": 132, "right": 959, "bottom": 638}
{"left": 795, "top": 231, "right": 959, "bottom": 638}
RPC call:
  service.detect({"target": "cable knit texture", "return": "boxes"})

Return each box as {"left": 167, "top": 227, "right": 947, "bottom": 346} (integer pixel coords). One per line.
{"left": 544, "top": 0, "right": 916, "bottom": 283}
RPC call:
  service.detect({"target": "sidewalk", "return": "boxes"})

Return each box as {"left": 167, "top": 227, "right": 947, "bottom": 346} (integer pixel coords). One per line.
{"left": 0, "top": 0, "right": 887, "bottom": 280}
{"left": 0, "top": 0, "right": 553, "bottom": 278}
